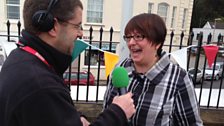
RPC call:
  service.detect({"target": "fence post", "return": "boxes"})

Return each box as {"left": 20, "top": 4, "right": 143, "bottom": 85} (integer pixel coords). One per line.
{"left": 187, "top": 31, "right": 194, "bottom": 70}
{"left": 193, "top": 32, "right": 203, "bottom": 85}
{"left": 86, "top": 26, "right": 93, "bottom": 102}
{"left": 96, "top": 27, "right": 104, "bottom": 102}
{"left": 6, "top": 20, "right": 10, "bottom": 42}
{"left": 187, "top": 31, "right": 194, "bottom": 46}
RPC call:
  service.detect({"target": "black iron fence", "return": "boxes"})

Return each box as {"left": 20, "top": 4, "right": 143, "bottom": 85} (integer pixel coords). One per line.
{"left": 1, "top": 21, "right": 224, "bottom": 109}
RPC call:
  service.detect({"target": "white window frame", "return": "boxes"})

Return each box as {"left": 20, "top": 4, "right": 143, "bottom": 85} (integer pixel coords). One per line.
{"left": 87, "top": 0, "right": 103, "bottom": 23}
{"left": 157, "top": 3, "right": 169, "bottom": 24}
{"left": 182, "top": 9, "right": 188, "bottom": 29}
{"left": 6, "top": 0, "right": 20, "bottom": 19}
{"left": 148, "top": 3, "right": 153, "bottom": 14}
{"left": 171, "top": 6, "right": 177, "bottom": 28}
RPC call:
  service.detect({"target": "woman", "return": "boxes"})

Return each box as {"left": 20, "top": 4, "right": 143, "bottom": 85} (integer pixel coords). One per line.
{"left": 103, "top": 13, "right": 203, "bottom": 126}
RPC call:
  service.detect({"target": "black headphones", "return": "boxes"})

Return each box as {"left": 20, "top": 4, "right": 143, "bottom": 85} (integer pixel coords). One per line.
{"left": 32, "top": 0, "right": 58, "bottom": 32}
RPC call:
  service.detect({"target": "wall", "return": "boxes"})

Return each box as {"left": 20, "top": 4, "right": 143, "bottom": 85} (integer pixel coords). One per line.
{"left": 74, "top": 102, "right": 224, "bottom": 125}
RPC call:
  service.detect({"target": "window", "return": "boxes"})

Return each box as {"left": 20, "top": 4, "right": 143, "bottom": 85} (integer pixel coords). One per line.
{"left": 6, "top": 0, "right": 20, "bottom": 19}
{"left": 157, "top": 3, "right": 169, "bottom": 23}
{"left": 171, "top": 7, "right": 176, "bottom": 28}
{"left": 182, "top": 9, "right": 188, "bottom": 29}
{"left": 87, "top": 0, "right": 103, "bottom": 23}
{"left": 148, "top": 3, "right": 153, "bottom": 14}
{"left": 84, "top": 42, "right": 117, "bottom": 66}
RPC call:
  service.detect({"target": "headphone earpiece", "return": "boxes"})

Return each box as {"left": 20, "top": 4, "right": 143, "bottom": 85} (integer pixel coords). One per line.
{"left": 32, "top": 0, "right": 58, "bottom": 32}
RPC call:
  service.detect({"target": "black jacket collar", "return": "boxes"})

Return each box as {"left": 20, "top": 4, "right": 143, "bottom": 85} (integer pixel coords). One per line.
{"left": 19, "top": 30, "right": 72, "bottom": 76}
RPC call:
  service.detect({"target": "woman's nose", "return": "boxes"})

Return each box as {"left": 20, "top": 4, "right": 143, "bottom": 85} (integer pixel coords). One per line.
{"left": 128, "top": 38, "right": 136, "bottom": 45}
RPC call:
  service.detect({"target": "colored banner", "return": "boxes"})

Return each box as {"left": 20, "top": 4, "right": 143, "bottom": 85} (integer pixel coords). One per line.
{"left": 202, "top": 45, "right": 219, "bottom": 68}
{"left": 104, "top": 51, "right": 119, "bottom": 78}
{"left": 170, "top": 47, "right": 188, "bottom": 70}
{"left": 72, "top": 39, "right": 89, "bottom": 62}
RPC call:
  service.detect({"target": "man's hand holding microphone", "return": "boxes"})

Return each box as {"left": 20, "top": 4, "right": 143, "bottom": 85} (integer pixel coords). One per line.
{"left": 111, "top": 67, "right": 136, "bottom": 119}
{"left": 80, "top": 67, "right": 135, "bottom": 126}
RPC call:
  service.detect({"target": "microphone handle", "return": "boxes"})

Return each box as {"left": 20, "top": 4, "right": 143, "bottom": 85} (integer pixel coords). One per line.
{"left": 118, "top": 88, "right": 127, "bottom": 95}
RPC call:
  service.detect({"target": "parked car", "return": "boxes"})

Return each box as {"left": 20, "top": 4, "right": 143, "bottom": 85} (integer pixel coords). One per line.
{"left": 218, "top": 46, "right": 224, "bottom": 57}
{"left": 188, "top": 68, "right": 203, "bottom": 84}
{"left": 0, "top": 45, "right": 6, "bottom": 71}
{"left": 190, "top": 46, "right": 198, "bottom": 55}
{"left": 204, "top": 62, "right": 224, "bottom": 80}
{"left": 63, "top": 71, "right": 95, "bottom": 85}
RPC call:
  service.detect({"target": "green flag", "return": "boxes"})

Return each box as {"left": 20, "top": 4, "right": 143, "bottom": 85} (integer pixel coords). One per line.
{"left": 72, "top": 39, "right": 89, "bottom": 62}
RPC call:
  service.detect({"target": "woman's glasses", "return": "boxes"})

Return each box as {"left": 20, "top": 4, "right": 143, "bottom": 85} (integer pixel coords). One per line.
{"left": 123, "top": 34, "right": 145, "bottom": 42}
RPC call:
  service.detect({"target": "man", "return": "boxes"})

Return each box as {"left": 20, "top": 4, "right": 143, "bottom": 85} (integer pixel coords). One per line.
{"left": 0, "top": 0, "right": 135, "bottom": 126}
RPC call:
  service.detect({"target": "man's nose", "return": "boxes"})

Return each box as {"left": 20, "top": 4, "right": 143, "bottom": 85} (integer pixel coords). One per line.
{"left": 77, "top": 30, "right": 83, "bottom": 38}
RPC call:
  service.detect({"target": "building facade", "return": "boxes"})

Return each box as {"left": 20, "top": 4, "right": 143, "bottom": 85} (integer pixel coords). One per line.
{"left": 0, "top": 0, "right": 194, "bottom": 80}
{"left": 193, "top": 21, "right": 224, "bottom": 44}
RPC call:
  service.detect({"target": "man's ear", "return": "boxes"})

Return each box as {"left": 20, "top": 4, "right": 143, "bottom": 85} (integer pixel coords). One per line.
{"left": 48, "top": 18, "right": 59, "bottom": 37}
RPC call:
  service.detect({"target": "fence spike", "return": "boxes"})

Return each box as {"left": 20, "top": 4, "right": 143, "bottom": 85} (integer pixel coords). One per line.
{"left": 109, "top": 27, "right": 114, "bottom": 43}
{"left": 218, "top": 33, "right": 222, "bottom": 44}
{"left": 100, "top": 27, "right": 103, "bottom": 33}
{"left": 191, "top": 31, "right": 194, "bottom": 38}
{"left": 6, "top": 20, "right": 10, "bottom": 42}
{"left": 17, "top": 21, "right": 21, "bottom": 37}
{"left": 110, "top": 27, "right": 113, "bottom": 33}
{"left": 170, "top": 31, "right": 174, "bottom": 37}
{"left": 207, "top": 33, "right": 212, "bottom": 43}
{"left": 181, "top": 31, "right": 184, "bottom": 38}
{"left": 89, "top": 26, "right": 93, "bottom": 32}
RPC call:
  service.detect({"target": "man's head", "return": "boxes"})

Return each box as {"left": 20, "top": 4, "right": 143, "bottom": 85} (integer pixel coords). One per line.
{"left": 23, "top": 0, "right": 83, "bottom": 34}
{"left": 23, "top": 0, "right": 83, "bottom": 55}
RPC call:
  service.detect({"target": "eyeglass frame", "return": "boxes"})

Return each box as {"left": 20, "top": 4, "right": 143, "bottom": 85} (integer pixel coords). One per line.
{"left": 57, "top": 18, "right": 82, "bottom": 30}
{"left": 123, "top": 34, "right": 145, "bottom": 42}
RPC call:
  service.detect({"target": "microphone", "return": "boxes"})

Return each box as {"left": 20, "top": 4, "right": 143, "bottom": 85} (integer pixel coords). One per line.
{"left": 112, "top": 67, "right": 130, "bottom": 95}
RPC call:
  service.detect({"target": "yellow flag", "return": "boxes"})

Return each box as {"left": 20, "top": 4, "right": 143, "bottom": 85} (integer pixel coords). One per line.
{"left": 104, "top": 51, "right": 119, "bottom": 78}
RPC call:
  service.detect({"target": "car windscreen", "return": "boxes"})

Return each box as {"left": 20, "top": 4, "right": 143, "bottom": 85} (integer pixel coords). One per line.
{"left": 71, "top": 73, "right": 88, "bottom": 79}
{"left": 189, "top": 69, "right": 195, "bottom": 74}
{"left": 64, "top": 72, "right": 90, "bottom": 79}
{"left": 206, "top": 65, "right": 219, "bottom": 70}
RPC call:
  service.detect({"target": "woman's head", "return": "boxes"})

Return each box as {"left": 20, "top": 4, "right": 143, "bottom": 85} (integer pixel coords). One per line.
{"left": 124, "top": 13, "right": 167, "bottom": 56}
{"left": 123, "top": 13, "right": 167, "bottom": 69}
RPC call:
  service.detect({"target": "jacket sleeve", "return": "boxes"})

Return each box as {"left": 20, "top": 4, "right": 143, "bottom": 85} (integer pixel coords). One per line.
{"left": 90, "top": 104, "right": 128, "bottom": 126}
{"left": 14, "top": 87, "right": 128, "bottom": 126}
{"left": 14, "top": 88, "right": 83, "bottom": 126}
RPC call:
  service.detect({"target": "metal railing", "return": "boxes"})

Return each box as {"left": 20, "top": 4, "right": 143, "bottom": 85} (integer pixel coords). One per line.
{"left": 1, "top": 20, "right": 224, "bottom": 109}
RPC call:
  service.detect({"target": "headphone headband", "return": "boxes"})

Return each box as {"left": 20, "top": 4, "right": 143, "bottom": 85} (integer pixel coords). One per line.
{"left": 32, "top": 0, "right": 58, "bottom": 32}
